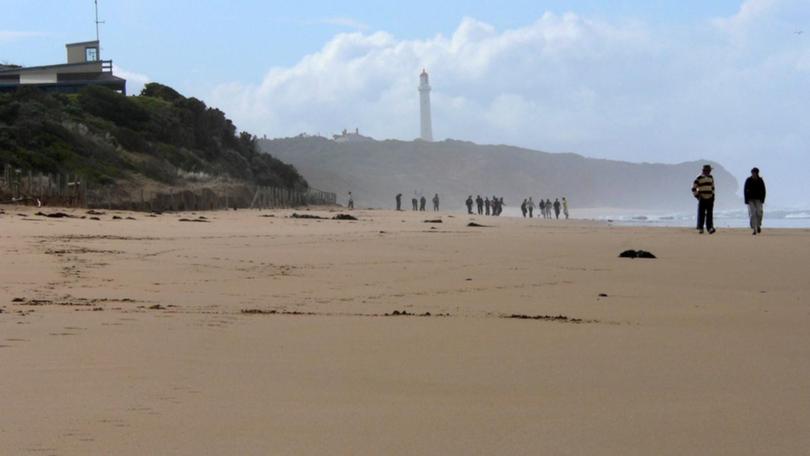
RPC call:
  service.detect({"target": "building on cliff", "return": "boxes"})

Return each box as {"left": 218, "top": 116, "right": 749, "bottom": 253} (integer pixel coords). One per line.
{"left": 0, "top": 40, "right": 126, "bottom": 94}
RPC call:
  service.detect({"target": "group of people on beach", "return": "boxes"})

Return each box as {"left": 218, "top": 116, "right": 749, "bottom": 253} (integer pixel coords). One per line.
{"left": 465, "top": 195, "right": 506, "bottom": 216}
{"left": 692, "top": 164, "right": 767, "bottom": 235}
{"left": 370, "top": 164, "right": 767, "bottom": 236}
{"left": 395, "top": 193, "right": 440, "bottom": 212}
{"left": 520, "top": 197, "right": 568, "bottom": 219}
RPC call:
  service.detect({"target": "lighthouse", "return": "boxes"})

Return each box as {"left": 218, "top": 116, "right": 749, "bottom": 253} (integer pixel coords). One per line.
{"left": 418, "top": 69, "right": 433, "bottom": 141}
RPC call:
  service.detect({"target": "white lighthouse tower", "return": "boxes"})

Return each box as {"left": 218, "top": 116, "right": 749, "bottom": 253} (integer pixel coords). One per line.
{"left": 418, "top": 69, "right": 433, "bottom": 141}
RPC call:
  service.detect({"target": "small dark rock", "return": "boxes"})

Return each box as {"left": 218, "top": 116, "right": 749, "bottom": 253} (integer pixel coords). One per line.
{"left": 424, "top": 219, "right": 442, "bottom": 223}
{"left": 90, "top": 217, "right": 101, "bottom": 221}
{"left": 86, "top": 210, "right": 105, "bottom": 215}
{"left": 598, "top": 293, "right": 608, "bottom": 297}
{"left": 148, "top": 304, "right": 164, "bottom": 310}
{"left": 467, "top": 222, "right": 489, "bottom": 228}
{"left": 333, "top": 214, "right": 358, "bottom": 221}
{"left": 112, "top": 216, "right": 122, "bottom": 220}
{"left": 12, "top": 297, "right": 25, "bottom": 302}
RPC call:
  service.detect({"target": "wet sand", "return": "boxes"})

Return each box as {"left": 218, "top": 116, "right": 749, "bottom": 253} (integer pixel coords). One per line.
{"left": 1, "top": 205, "right": 809, "bottom": 455}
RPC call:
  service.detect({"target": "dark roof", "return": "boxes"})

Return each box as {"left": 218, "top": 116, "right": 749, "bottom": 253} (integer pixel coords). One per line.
{"left": 0, "top": 61, "right": 108, "bottom": 74}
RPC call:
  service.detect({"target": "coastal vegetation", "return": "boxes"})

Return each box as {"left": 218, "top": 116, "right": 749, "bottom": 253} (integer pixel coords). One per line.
{"left": 0, "top": 83, "right": 306, "bottom": 189}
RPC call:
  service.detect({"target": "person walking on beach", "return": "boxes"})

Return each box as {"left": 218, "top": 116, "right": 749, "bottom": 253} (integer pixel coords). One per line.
{"left": 692, "top": 164, "right": 716, "bottom": 234}
{"left": 553, "top": 198, "right": 561, "bottom": 219}
{"left": 539, "top": 199, "right": 546, "bottom": 219}
{"left": 433, "top": 193, "right": 440, "bottom": 211}
{"left": 562, "top": 197, "right": 569, "bottom": 219}
{"left": 395, "top": 193, "right": 402, "bottom": 211}
{"left": 412, "top": 197, "right": 418, "bottom": 211}
{"left": 527, "top": 197, "right": 535, "bottom": 218}
{"left": 545, "top": 199, "right": 552, "bottom": 218}
{"left": 476, "top": 195, "right": 484, "bottom": 215}
{"left": 347, "top": 192, "right": 354, "bottom": 210}
{"left": 484, "top": 197, "right": 491, "bottom": 216}
{"left": 466, "top": 196, "right": 474, "bottom": 214}
{"left": 744, "top": 167, "right": 766, "bottom": 235}
{"left": 521, "top": 199, "right": 528, "bottom": 218}
{"left": 492, "top": 196, "right": 501, "bottom": 216}
{"left": 419, "top": 195, "right": 427, "bottom": 211}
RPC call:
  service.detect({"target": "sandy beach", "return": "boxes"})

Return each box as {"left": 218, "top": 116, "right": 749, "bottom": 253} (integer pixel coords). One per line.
{"left": 1, "top": 205, "right": 809, "bottom": 455}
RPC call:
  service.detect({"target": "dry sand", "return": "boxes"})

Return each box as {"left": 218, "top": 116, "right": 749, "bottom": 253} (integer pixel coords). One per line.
{"left": 1, "top": 205, "right": 809, "bottom": 455}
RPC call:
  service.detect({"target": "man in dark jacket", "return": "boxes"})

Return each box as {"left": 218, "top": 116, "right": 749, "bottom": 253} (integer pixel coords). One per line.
{"left": 395, "top": 193, "right": 402, "bottom": 211}
{"left": 744, "top": 167, "right": 766, "bottom": 235}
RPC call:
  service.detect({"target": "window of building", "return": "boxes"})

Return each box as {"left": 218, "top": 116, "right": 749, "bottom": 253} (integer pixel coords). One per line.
{"left": 85, "top": 47, "right": 98, "bottom": 61}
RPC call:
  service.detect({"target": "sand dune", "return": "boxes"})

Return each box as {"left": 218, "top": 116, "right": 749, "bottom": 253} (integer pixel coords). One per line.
{"left": 1, "top": 206, "right": 809, "bottom": 455}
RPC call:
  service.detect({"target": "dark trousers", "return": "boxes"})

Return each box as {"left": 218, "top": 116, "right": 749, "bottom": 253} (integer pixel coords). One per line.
{"left": 697, "top": 198, "right": 714, "bottom": 230}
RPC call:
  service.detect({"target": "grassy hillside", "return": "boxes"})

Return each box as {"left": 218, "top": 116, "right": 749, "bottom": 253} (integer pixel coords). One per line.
{"left": 0, "top": 83, "right": 306, "bottom": 190}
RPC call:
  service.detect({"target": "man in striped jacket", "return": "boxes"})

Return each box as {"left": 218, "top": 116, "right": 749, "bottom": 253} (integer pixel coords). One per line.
{"left": 692, "top": 164, "right": 716, "bottom": 234}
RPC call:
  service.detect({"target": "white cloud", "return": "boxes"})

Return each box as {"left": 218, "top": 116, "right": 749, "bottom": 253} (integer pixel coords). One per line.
{"left": 712, "top": 0, "right": 779, "bottom": 33}
{"left": 207, "top": 2, "right": 810, "bottom": 207}
{"left": 113, "top": 65, "right": 150, "bottom": 96}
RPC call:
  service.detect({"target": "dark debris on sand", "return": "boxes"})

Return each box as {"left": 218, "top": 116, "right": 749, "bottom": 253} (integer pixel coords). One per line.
{"left": 503, "top": 314, "right": 587, "bottom": 323}
{"left": 424, "top": 219, "right": 443, "bottom": 224}
{"left": 241, "top": 309, "right": 316, "bottom": 316}
{"left": 289, "top": 213, "right": 358, "bottom": 221}
{"left": 384, "top": 310, "right": 448, "bottom": 317}
{"left": 290, "top": 213, "right": 326, "bottom": 220}
{"left": 467, "top": 222, "right": 489, "bottom": 228}
{"left": 179, "top": 217, "right": 210, "bottom": 223}
{"left": 35, "top": 211, "right": 75, "bottom": 218}
{"left": 241, "top": 308, "right": 449, "bottom": 318}
{"left": 619, "top": 250, "right": 656, "bottom": 259}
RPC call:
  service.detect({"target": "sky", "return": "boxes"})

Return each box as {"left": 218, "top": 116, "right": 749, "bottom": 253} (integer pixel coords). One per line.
{"left": 2, "top": 0, "right": 809, "bottom": 207}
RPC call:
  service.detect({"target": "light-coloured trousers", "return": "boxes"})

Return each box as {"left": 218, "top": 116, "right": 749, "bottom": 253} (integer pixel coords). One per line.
{"left": 748, "top": 200, "right": 764, "bottom": 230}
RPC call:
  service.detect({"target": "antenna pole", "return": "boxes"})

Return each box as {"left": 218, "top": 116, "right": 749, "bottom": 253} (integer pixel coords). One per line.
{"left": 94, "top": 0, "right": 104, "bottom": 42}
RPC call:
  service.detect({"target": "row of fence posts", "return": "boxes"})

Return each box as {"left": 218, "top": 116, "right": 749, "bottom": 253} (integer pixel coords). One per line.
{"left": 2, "top": 165, "right": 337, "bottom": 211}
{"left": 1, "top": 164, "right": 87, "bottom": 207}
{"left": 249, "top": 186, "right": 337, "bottom": 209}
